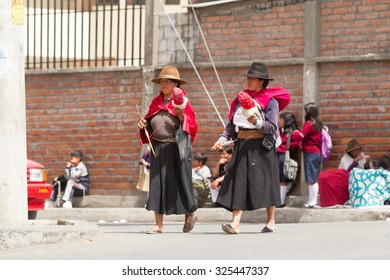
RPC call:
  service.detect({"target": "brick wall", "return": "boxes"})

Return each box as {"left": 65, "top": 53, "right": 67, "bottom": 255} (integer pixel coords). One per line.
{"left": 194, "top": 1, "right": 306, "bottom": 62}
{"left": 26, "top": 70, "right": 144, "bottom": 195}
{"left": 321, "top": 0, "right": 390, "bottom": 56}
{"left": 25, "top": 65, "right": 306, "bottom": 196}
{"left": 184, "top": 0, "right": 390, "bottom": 167}
{"left": 319, "top": 61, "right": 390, "bottom": 168}
{"left": 25, "top": 0, "right": 390, "bottom": 195}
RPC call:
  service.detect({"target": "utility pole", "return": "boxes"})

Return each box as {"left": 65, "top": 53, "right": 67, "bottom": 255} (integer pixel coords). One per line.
{"left": 0, "top": 1, "right": 28, "bottom": 226}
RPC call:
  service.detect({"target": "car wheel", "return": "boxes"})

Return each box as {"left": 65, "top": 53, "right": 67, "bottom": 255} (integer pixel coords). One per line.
{"left": 28, "top": 211, "right": 38, "bottom": 220}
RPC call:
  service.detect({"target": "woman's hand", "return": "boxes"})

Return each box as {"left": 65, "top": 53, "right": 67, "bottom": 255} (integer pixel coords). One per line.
{"left": 247, "top": 115, "right": 258, "bottom": 125}
{"left": 211, "top": 140, "right": 223, "bottom": 151}
{"left": 174, "top": 107, "right": 184, "bottom": 122}
{"left": 355, "top": 154, "right": 364, "bottom": 162}
{"left": 192, "top": 166, "right": 201, "bottom": 172}
{"left": 210, "top": 179, "right": 219, "bottom": 189}
{"left": 138, "top": 118, "right": 146, "bottom": 129}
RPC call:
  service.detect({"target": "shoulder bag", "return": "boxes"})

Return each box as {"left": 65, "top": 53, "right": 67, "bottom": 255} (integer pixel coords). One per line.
{"left": 283, "top": 133, "right": 298, "bottom": 181}
{"left": 175, "top": 124, "right": 193, "bottom": 162}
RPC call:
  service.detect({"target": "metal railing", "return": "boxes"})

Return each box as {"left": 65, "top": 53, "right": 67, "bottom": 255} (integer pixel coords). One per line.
{"left": 25, "top": 0, "right": 145, "bottom": 69}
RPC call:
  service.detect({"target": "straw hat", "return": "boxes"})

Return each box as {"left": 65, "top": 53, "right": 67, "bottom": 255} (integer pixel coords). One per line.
{"left": 151, "top": 65, "right": 187, "bottom": 84}
{"left": 246, "top": 62, "right": 274, "bottom": 80}
{"left": 345, "top": 139, "right": 363, "bottom": 153}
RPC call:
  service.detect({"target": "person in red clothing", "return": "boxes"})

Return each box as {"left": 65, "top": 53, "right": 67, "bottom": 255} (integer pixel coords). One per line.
{"left": 211, "top": 62, "right": 291, "bottom": 234}
{"left": 292, "top": 102, "right": 322, "bottom": 208}
{"left": 318, "top": 139, "right": 374, "bottom": 208}
{"left": 137, "top": 65, "right": 198, "bottom": 234}
{"left": 276, "top": 111, "right": 300, "bottom": 207}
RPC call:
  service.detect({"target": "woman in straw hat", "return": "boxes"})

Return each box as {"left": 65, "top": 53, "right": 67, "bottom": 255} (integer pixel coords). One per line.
{"left": 138, "top": 65, "right": 198, "bottom": 234}
{"left": 338, "top": 138, "right": 373, "bottom": 170}
{"left": 211, "top": 62, "right": 291, "bottom": 234}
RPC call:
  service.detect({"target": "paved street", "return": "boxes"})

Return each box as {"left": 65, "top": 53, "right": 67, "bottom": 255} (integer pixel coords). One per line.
{"left": 1, "top": 220, "right": 390, "bottom": 260}
{"left": 1, "top": 220, "right": 389, "bottom": 280}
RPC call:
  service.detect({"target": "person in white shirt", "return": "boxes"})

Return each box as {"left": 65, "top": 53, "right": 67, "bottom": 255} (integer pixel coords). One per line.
{"left": 61, "top": 151, "right": 90, "bottom": 208}
{"left": 192, "top": 152, "right": 212, "bottom": 207}
{"left": 210, "top": 146, "right": 232, "bottom": 206}
{"left": 338, "top": 139, "right": 373, "bottom": 171}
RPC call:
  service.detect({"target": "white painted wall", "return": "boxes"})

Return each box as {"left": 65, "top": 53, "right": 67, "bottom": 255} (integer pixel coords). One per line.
{"left": 0, "top": 1, "right": 28, "bottom": 226}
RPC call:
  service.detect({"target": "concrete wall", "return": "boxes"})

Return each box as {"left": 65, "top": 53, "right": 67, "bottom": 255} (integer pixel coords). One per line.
{"left": 25, "top": 0, "right": 390, "bottom": 196}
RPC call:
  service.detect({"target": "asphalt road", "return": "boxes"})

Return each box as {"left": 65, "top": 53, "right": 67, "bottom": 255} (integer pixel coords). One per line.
{"left": 1, "top": 220, "right": 390, "bottom": 260}
{"left": 1, "top": 220, "right": 389, "bottom": 279}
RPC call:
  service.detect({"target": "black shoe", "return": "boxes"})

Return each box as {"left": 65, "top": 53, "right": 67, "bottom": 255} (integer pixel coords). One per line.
{"left": 276, "top": 204, "right": 285, "bottom": 208}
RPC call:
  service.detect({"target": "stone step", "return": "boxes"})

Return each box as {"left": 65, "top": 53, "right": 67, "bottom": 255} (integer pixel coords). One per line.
{"left": 71, "top": 194, "right": 148, "bottom": 208}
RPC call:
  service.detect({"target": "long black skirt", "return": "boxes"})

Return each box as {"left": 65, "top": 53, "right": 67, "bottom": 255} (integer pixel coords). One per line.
{"left": 146, "top": 141, "right": 198, "bottom": 215}
{"left": 216, "top": 137, "right": 281, "bottom": 211}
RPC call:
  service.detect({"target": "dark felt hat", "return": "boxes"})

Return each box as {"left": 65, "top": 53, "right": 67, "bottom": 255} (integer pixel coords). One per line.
{"left": 246, "top": 62, "right": 274, "bottom": 80}
{"left": 345, "top": 139, "right": 363, "bottom": 153}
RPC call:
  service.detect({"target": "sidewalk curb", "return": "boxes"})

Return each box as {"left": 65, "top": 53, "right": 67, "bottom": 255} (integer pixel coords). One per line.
{"left": 36, "top": 206, "right": 390, "bottom": 223}
{"left": 0, "top": 220, "right": 100, "bottom": 251}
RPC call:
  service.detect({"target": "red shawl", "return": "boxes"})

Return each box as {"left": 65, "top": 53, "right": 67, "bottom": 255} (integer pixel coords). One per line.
{"left": 139, "top": 90, "right": 198, "bottom": 145}
{"left": 228, "top": 87, "right": 291, "bottom": 121}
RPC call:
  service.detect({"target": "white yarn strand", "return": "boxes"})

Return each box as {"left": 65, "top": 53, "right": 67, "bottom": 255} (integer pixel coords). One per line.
{"left": 189, "top": 0, "right": 230, "bottom": 109}
{"left": 158, "top": 0, "right": 226, "bottom": 127}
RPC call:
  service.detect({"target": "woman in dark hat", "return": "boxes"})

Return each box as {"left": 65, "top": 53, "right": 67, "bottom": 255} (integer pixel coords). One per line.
{"left": 138, "top": 65, "right": 198, "bottom": 234}
{"left": 211, "top": 62, "right": 291, "bottom": 234}
{"left": 338, "top": 138, "right": 373, "bottom": 170}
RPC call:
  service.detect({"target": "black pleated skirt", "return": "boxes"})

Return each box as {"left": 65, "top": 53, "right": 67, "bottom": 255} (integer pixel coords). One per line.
{"left": 216, "top": 137, "right": 281, "bottom": 211}
{"left": 146, "top": 141, "right": 198, "bottom": 215}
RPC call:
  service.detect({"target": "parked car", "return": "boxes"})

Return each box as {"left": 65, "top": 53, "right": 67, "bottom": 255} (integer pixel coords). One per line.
{"left": 27, "top": 159, "right": 52, "bottom": 219}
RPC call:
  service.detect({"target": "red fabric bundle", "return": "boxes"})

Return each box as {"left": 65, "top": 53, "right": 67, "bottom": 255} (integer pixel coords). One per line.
{"left": 237, "top": 91, "right": 255, "bottom": 109}
{"left": 173, "top": 88, "right": 185, "bottom": 105}
{"left": 318, "top": 169, "right": 350, "bottom": 207}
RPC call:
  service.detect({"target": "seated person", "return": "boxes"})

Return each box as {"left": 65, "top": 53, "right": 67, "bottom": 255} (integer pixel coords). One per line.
{"left": 349, "top": 153, "right": 390, "bottom": 207}
{"left": 192, "top": 152, "right": 212, "bottom": 206}
{"left": 319, "top": 139, "right": 373, "bottom": 207}
{"left": 378, "top": 155, "right": 390, "bottom": 205}
{"left": 210, "top": 146, "right": 232, "bottom": 206}
{"left": 378, "top": 154, "right": 390, "bottom": 170}
{"left": 338, "top": 138, "right": 373, "bottom": 170}
{"left": 136, "top": 145, "right": 151, "bottom": 193}
{"left": 46, "top": 151, "right": 90, "bottom": 208}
